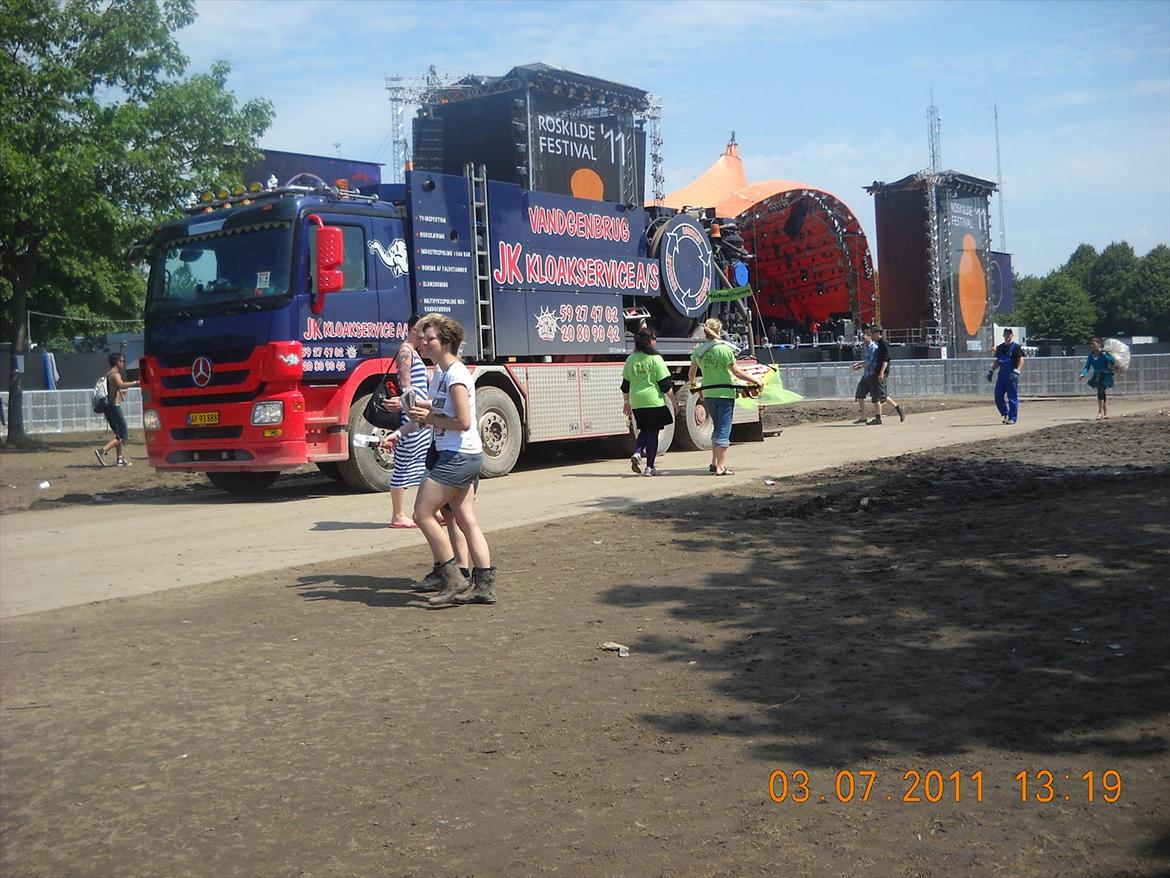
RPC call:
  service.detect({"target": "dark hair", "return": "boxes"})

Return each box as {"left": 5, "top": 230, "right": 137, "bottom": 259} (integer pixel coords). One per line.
{"left": 634, "top": 328, "right": 657, "bottom": 354}
{"left": 108, "top": 352, "right": 124, "bottom": 367}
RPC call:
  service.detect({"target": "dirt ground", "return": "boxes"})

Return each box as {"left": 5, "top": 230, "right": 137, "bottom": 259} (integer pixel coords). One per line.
{"left": 1, "top": 401, "right": 1169, "bottom": 877}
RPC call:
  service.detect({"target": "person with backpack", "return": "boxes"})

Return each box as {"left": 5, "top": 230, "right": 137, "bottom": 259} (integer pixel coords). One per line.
{"left": 94, "top": 352, "right": 138, "bottom": 467}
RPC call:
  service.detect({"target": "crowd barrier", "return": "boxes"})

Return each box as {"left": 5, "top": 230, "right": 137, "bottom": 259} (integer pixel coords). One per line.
{"left": 2, "top": 355, "right": 1167, "bottom": 436}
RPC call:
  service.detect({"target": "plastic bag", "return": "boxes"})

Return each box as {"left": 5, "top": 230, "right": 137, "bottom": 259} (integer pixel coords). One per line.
{"left": 1104, "top": 338, "right": 1130, "bottom": 376}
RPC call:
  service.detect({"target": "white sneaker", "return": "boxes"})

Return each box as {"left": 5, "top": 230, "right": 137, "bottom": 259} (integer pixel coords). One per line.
{"left": 644, "top": 466, "right": 660, "bottom": 476}
{"left": 630, "top": 453, "right": 643, "bottom": 474}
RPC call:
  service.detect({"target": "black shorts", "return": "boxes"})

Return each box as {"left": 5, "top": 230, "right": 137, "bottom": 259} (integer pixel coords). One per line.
{"left": 103, "top": 403, "right": 128, "bottom": 441}
{"left": 870, "top": 377, "right": 889, "bottom": 404}
{"left": 632, "top": 405, "right": 673, "bottom": 432}
{"left": 854, "top": 376, "right": 873, "bottom": 401}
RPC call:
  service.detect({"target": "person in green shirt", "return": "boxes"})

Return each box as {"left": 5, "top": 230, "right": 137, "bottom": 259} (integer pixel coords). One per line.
{"left": 687, "top": 317, "right": 757, "bottom": 476}
{"left": 622, "top": 328, "right": 676, "bottom": 476}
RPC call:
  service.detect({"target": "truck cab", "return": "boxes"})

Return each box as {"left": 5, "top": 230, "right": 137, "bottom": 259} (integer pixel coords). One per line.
{"left": 139, "top": 182, "right": 413, "bottom": 492}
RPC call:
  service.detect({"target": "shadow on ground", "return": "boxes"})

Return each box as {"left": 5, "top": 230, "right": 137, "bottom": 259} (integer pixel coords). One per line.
{"left": 600, "top": 419, "right": 1170, "bottom": 767}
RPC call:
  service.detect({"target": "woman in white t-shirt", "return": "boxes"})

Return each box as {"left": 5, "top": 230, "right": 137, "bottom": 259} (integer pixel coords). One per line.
{"left": 404, "top": 315, "right": 495, "bottom": 607}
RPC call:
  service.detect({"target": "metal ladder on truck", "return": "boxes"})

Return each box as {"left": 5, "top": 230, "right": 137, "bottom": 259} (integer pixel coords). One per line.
{"left": 466, "top": 164, "right": 496, "bottom": 360}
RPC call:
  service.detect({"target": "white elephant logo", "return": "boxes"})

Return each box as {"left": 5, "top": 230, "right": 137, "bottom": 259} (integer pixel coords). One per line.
{"left": 369, "top": 238, "right": 409, "bottom": 278}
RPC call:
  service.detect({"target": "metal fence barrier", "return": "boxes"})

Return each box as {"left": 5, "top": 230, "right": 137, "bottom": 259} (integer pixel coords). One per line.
{"left": 759, "top": 353, "right": 1169, "bottom": 402}
{"left": 2, "top": 355, "right": 1167, "bottom": 435}
{"left": 2, "top": 389, "right": 143, "bottom": 435}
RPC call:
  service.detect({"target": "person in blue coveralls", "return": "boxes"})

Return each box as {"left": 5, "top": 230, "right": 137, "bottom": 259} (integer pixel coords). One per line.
{"left": 987, "top": 328, "right": 1024, "bottom": 424}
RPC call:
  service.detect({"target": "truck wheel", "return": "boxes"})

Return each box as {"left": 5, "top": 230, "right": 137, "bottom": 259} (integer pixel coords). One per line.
{"left": 337, "top": 392, "right": 394, "bottom": 493}
{"left": 477, "top": 386, "right": 522, "bottom": 478}
{"left": 658, "top": 413, "right": 676, "bottom": 454}
{"left": 206, "top": 471, "right": 281, "bottom": 494}
{"left": 671, "top": 386, "right": 713, "bottom": 451}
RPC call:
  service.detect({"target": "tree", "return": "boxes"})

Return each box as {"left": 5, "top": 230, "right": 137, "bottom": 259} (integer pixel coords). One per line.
{"left": 1017, "top": 272, "right": 1097, "bottom": 344}
{"left": 1, "top": 0, "right": 273, "bottom": 440}
{"left": 1061, "top": 243, "right": 1098, "bottom": 292}
{"left": 1119, "top": 244, "right": 1170, "bottom": 339}
{"left": 1086, "top": 242, "right": 1139, "bottom": 336}
{"left": 999, "top": 272, "right": 1043, "bottom": 326}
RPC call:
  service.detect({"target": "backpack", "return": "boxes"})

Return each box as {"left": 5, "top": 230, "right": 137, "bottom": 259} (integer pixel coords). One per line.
{"left": 92, "top": 375, "right": 109, "bottom": 413}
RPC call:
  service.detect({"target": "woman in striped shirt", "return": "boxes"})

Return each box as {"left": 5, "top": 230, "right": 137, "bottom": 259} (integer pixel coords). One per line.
{"left": 385, "top": 317, "right": 433, "bottom": 527}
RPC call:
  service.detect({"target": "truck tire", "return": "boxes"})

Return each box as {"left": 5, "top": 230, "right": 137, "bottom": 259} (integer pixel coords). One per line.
{"left": 658, "top": 413, "right": 676, "bottom": 454}
{"left": 206, "top": 471, "right": 281, "bottom": 494}
{"left": 671, "top": 386, "right": 713, "bottom": 451}
{"left": 337, "top": 392, "right": 394, "bottom": 493}
{"left": 477, "top": 386, "right": 522, "bottom": 478}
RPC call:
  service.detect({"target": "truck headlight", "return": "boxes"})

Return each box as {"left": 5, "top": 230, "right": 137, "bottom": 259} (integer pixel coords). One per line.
{"left": 143, "top": 409, "right": 161, "bottom": 430}
{"left": 251, "top": 401, "right": 284, "bottom": 425}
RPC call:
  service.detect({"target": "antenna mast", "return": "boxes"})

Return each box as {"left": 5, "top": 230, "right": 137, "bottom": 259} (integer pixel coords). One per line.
{"left": 994, "top": 103, "right": 1007, "bottom": 251}
{"left": 927, "top": 89, "right": 942, "bottom": 172}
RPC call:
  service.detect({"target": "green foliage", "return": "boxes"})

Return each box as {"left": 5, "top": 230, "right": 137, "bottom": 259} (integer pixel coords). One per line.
{"left": 1086, "top": 242, "right": 1139, "bottom": 336}
{"left": 1017, "top": 272, "right": 1097, "bottom": 343}
{"left": 1120, "top": 244, "right": 1170, "bottom": 338}
{"left": 0, "top": 0, "right": 273, "bottom": 346}
{"left": 1061, "top": 243, "right": 1098, "bottom": 292}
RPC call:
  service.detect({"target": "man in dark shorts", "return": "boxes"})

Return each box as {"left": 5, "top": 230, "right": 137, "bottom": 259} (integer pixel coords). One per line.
{"left": 850, "top": 326, "right": 878, "bottom": 424}
{"left": 95, "top": 352, "right": 139, "bottom": 467}
{"left": 866, "top": 326, "right": 905, "bottom": 425}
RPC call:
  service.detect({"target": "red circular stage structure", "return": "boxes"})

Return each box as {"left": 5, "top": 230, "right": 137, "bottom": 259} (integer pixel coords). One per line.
{"left": 660, "top": 141, "right": 876, "bottom": 333}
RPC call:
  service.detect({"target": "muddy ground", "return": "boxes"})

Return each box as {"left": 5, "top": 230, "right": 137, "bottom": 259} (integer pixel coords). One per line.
{"left": 1, "top": 404, "right": 1169, "bottom": 877}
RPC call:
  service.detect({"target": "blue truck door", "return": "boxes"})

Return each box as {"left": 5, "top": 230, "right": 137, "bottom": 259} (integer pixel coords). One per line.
{"left": 369, "top": 216, "right": 413, "bottom": 359}
{"left": 300, "top": 213, "right": 401, "bottom": 377}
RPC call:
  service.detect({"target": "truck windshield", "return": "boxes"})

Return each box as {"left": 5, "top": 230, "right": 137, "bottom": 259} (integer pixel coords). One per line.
{"left": 147, "top": 222, "right": 294, "bottom": 314}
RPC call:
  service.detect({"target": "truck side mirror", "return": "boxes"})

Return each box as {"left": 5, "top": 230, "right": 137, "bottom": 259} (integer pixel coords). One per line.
{"left": 309, "top": 215, "right": 344, "bottom": 313}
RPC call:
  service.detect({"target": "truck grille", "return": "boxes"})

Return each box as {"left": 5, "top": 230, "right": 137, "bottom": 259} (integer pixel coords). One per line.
{"left": 162, "top": 369, "right": 251, "bottom": 390}
{"left": 160, "top": 387, "right": 263, "bottom": 406}
{"left": 157, "top": 349, "right": 253, "bottom": 368}
{"left": 169, "top": 426, "right": 244, "bottom": 441}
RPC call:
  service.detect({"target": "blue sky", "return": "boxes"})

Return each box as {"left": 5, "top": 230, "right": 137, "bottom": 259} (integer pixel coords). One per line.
{"left": 178, "top": 0, "right": 1169, "bottom": 277}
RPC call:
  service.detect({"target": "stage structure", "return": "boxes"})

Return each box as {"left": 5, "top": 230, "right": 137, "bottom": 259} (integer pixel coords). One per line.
{"left": 866, "top": 171, "right": 1006, "bottom": 356}
{"left": 409, "top": 63, "right": 651, "bottom": 206}
{"left": 662, "top": 139, "right": 877, "bottom": 334}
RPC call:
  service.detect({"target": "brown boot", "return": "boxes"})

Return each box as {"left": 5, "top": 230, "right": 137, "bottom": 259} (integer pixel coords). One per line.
{"left": 457, "top": 566, "right": 497, "bottom": 604}
{"left": 426, "top": 559, "right": 471, "bottom": 607}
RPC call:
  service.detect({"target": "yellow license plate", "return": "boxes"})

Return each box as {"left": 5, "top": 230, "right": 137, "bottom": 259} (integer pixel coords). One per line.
{"left": 187, "top": 411, "right": 220, "bottom": 426}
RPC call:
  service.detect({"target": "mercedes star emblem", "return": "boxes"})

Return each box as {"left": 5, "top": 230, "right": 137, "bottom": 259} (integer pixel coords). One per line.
{"left": 191, "top": 356, "right": 213, "bottom": 387}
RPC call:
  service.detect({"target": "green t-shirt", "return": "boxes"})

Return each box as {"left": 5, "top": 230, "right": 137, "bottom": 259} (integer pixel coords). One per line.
{"left": 691, "top": 340, "right": 737, "bottom": 398}
{"left": 623, "top": 351, "right": 670, "bottom": 409}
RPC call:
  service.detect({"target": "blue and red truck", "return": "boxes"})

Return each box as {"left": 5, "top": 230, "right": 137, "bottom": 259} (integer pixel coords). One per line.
{"left": 134, "top": 166, "right": 762, "bottom": 492}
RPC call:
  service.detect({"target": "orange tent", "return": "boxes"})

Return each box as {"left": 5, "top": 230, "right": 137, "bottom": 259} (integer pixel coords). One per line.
{"left": 660, "top": 140, "right": 876, "bottom": 328}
